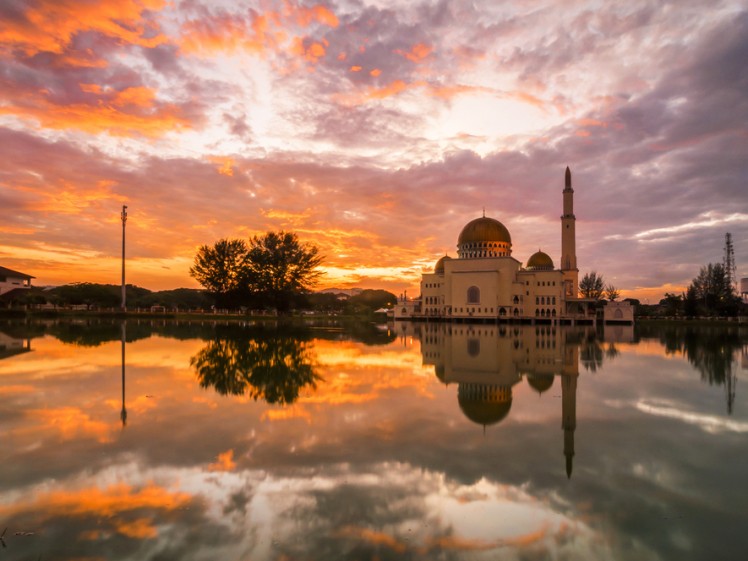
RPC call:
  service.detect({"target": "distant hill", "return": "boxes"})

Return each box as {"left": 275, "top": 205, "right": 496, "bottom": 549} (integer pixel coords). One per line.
{"left": 317, "top": 287, "right": 363, "bottom": 296}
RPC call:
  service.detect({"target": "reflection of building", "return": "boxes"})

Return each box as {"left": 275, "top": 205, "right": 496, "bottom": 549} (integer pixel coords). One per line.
{"left": 416, "top": 323, "right": 587, "bottom": 478}
{"left": 0, "top": 265, "right": 34, "bottom": 295}
{"left": 741, "top": 277, "right": 748, "bottom": 304}
{"left": 396, "top": 168, "right": 610, "bottom": 324}
{"left": 0, "top": 331, "right": 32, "bottom": 360}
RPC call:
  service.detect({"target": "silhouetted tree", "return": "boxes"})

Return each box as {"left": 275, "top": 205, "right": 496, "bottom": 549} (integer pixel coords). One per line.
{"left": 190, "top": 239, "right": 249, "bottom": 308}
{"left": 688, "top": 262, "right": 739, "bottom": 316}
{"left": 605, "top": 284, "right": 620, "bottom": 301}
{"left": 579, "top": 271, "right": 605, "bottom": 299}
{"left": 244, "top": 231, "right": 323, "bottom": 313}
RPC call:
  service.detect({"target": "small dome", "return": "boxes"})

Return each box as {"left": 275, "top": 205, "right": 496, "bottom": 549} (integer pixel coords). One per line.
{"left": 458, "top": 217, "right": 511, "bottom": 245}
{"left": 434, "top": 255, "right": 452, "bottom": 274}
{"left": 457, "top": 383, "right": 513, "bottom": 426}
{"left": 527, "top": 250, "right": 554, "bottom": 270}
{"left": 526, "top": 374, "right": 554, "bottom": 394}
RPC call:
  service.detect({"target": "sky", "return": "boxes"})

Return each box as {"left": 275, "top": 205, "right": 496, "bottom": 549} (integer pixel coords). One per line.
{"left": 0, "top": 0, "right": 746, "bottom": 302}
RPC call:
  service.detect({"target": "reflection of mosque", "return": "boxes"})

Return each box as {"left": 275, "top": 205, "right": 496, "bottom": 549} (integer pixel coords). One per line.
{"left": 404, "top": 322, "right": 592, "bottom": 478}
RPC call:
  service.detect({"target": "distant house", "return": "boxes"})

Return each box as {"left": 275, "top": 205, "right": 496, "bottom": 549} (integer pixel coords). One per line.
{"left": 0, "top": 266, "right": 34, "bottom": 296}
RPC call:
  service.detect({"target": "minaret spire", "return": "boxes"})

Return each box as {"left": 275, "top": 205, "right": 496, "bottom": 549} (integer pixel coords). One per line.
{"left": 561, "top": 167, "right": 578, "bottom": 298}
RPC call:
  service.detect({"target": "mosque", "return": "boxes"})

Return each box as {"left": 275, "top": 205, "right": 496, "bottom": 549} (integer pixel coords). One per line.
{"left": 395, "top": 167, "right": 631, "bottom": 323}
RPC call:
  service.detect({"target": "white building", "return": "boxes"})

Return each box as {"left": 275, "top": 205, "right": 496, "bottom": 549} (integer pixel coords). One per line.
{"left": 395, "top": 167, "right": 609, "bottom": 324}
{"left": 0, "top": 266, "right": 34, "bottom": 296}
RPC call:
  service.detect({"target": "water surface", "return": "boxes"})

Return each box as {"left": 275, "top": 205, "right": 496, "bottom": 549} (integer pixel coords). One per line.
{"left": 1, "top": 319, "right": 746, "bottom": 560}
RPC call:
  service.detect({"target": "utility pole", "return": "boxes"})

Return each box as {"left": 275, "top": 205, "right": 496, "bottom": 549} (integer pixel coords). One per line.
{"left": 121, "top": 205, "right": 128, "bottom": 311}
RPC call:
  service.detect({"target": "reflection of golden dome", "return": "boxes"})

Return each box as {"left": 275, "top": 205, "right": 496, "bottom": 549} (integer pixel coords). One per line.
{"left": 434, "top": 255, "right": 452, "bottom": 274}
{"left": 457, "top": 383, "right": 513, "bottom": 426}
{"left": 526, "top": 374, "right": 554, "bottom": 394}
{"left": 526, "top": 250, "right": 554, "bottom": 270}
{"left": 458, "top": 217, "right": 511, "bottom": 245}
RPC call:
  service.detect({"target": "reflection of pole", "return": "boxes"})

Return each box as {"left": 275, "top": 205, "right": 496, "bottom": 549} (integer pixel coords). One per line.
{"left": 121, "top": 322, "right": 127, "bottom": 427}
{"left": 725, "top": 366, "right": 736, "bottom": 415}
{"left": 121, "top": 205, "right": 128, "bottom": 311}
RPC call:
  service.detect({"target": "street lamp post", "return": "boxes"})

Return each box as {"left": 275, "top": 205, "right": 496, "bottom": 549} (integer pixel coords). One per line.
{"left": 121, "top": 205, "right": 127, "bottom": 311}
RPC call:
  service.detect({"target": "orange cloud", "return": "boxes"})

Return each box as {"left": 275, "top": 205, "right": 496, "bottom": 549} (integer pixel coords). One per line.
{"left": 0, "top": 483, "right": 192, "bottom": 539}
{"left": 27, "top": 406, "right": 115, "bottom": 443}
{"left": 370, "top": 68, "right": 382, "bottom": 77}
{"left": 0, "top": 0, "right": 166, "bottom": 58}
{"left": 396, "top": 43, "right": 433, "bottom": 63}
{"left": 294, "top": 4, "right": 339, "bottom": 28}
{"left": 0, "top": 84, "right": 191, "bottom": 137}
{"left": 336, "top": 526, "right": 407, "bottom": 553}
{"left": 208, "top": 156, "right": 235, "bottom": 177}
{"left": 180, "top": 2, "right": 337, "bottom": 58}
{"left": 207, "top": 449, "right": 237, "bottom": 472}
{"left": 350, "top": 65, "right": 362, "bottom": 72}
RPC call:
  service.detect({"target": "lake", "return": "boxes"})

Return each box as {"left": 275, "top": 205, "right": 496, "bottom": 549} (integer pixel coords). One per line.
{"left": 1, "top": 319, "right": 746, "bottom": 561}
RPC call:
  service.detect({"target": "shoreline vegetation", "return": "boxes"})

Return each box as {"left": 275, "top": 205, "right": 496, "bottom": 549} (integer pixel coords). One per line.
{"left": 1, "top": 308, "right": 746, "bottom": 327}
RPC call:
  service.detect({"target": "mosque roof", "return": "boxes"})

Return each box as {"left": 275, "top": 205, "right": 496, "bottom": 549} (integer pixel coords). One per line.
{"left": 526, "top": 374, "right": 554, "bottom": 394}
{"left": 457, "top": 216, "right": 511, "bottom": 245}
{"left": 434, "top": 255, "right": 452, "bottom": 274}
{"left": 526, "top": 250, "right": 554, "bottom": 270}
{"left": 457, "top": 395, "right": 513, "bottom": 426}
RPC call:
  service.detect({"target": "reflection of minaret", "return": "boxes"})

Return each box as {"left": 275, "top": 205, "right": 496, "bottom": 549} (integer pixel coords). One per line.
{"left": 561, "top": 372, "right": 577, "bottom": 479}
{"left": 561, "top": 332, "right": 578, "bottom": 479}
{"left": 121, "top": 322, "right": 127, "bottom": 427}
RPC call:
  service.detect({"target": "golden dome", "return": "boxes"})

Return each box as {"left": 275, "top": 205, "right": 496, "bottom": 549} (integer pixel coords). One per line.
{"left": 457, "top": 383, "right": 513, "bottom": 426}
{"left": 434, "top": 255, "right": 452, "bottom": 274}
{"left": 526, "top": 250, "right": 554, "bottom": 270}
{"left": 458, "top": 217, "right": 511, "bottom": 245}
{"left": 526, "top": 374, "right": 554, "bottom": 394}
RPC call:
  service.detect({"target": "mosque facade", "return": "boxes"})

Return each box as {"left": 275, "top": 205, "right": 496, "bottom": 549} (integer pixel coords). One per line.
{"left": 395, "top": 167, "right": 629, "bottom": 323}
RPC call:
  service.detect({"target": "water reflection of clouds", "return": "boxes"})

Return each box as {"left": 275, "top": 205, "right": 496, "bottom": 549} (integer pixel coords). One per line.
{"left": 1, "top": 322, "right": 747, "bottom": 560}
{"left": 635, "top": 399, "right": 748, "bottom": 434}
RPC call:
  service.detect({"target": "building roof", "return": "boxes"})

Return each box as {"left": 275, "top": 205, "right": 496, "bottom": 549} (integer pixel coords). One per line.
{"left": 0, "top": 266, "right": 34, "bottom": 279}
{"left": 434, "top": 255, "right": 452, "bottom": 274}
{"left": 526, "top": 250, "right": 554, "bottom": 270}
{"left": 457, "top": 216, "right": 511, "bottom": 245}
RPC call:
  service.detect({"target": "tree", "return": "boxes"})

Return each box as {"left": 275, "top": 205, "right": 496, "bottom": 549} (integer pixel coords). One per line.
{"left": 189, "top": 239, "right": 248, "bottom": 308}
{"left": 579, "top": 271, "right": 605, "bottom": 299}
{"left": 244, "top": 231, "right": 323, "bottom": 312}
{"left": 605, "top": 284, "right": 620, "bottom": 301}
{"left": 688, "top": 262, "right": 738, "bottom": 316}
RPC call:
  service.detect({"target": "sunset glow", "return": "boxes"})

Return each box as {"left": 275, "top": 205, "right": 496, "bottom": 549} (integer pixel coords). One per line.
{"left": 1, "top": 1, "right": 746, "bottom": 300}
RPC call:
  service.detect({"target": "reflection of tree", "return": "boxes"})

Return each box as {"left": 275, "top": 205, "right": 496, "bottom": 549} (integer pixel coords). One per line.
{"left": 191, "top": 329, "right": 321, "bottom": 405}
{"left": 639, "top": 324, "right": 745, "bottom": 414}
{"left": 580, "top": 335, "right": 604, "bottom": 372}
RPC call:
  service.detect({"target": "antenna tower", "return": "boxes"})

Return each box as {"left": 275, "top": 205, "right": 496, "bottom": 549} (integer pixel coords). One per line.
{"left": 723, "top": 232, "right": 736, "bottom": 292}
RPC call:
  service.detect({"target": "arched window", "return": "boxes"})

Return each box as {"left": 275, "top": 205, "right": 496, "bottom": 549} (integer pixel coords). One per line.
{"left": 499, "top": 307, "right": 507, "bottom": 317}
{"left": 552, "top": 309, "right": 557, "bottom": 317}
{"left": 467, "top": 286, "right": 480, "bottom": 304}
{"left": 615, "top": 308, "right": 624, "bottom": 319}
{"left": 513, "top": 308, "right": 519, "bottom": 317}
{"left": 513, "top": 295, "right": 519, "bottom": 304}
{"left": 552, "top": 296, "right": 556, "bottom": 305}
{"left": 535, "top": 296, "right": 539, "bottom": 305}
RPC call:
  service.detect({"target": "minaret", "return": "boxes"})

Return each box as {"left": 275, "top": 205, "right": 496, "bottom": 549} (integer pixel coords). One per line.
{"left": 561, "top": 167, "right": 578, "bottom": 298}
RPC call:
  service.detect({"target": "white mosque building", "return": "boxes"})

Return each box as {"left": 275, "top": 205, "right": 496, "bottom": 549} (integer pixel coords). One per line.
{"left": 395, "top": 167, "right": 632, "bottom": 324}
